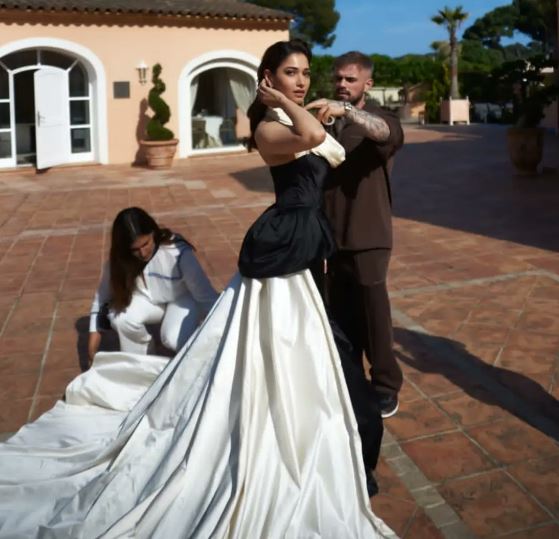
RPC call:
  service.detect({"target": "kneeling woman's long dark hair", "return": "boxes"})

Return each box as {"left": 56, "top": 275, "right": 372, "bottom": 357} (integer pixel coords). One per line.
{"left": 246, "top": 39, "right": 311, "bottom": 150}
{"left": 109, "top": 207, "right": 173, "bottom": 311}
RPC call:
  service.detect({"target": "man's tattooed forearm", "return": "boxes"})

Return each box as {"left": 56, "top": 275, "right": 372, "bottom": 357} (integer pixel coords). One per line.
{"left": 346, "top": 108, "right": 390, "bottom": 142}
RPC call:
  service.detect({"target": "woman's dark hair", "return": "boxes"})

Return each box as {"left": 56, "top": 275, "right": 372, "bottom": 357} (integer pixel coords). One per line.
{"left": 109, "top": 207, "right": 173, "bottom": 311}
{"left": 246, "top": 39, "right": 311, "bottom": 150}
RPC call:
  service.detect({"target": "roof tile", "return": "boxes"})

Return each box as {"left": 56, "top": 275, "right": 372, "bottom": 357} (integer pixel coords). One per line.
{"left": 0, "top": 0, "right": 292, "bottom": 20}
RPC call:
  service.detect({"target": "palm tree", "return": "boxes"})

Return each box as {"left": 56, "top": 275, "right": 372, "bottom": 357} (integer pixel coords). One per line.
{"left": 431, "top": 6, "right": 469, "bottom": 99}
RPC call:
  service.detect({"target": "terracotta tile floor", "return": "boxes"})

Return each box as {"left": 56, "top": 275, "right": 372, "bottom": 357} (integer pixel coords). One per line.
{"left": 1, "top": 124, "right": 558, "bottom": 537}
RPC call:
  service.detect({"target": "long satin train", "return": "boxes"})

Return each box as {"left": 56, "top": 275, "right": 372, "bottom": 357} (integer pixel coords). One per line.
{"left": 0, "top": 271, "right": 395, "bottom": 538}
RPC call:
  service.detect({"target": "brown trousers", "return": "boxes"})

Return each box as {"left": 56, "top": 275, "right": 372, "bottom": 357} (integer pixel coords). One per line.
{"left": 327, "top": 248, "right": 403, "bottom": 397}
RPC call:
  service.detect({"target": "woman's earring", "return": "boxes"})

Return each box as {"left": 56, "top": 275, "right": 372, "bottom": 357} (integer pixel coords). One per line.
{"left": 322, "top": 116, "right": 335, "bottom": 126}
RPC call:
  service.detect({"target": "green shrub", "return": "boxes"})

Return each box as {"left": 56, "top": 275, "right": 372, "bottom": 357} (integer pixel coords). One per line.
{"left": 424, "top": 64, "right": 450, "bottom": 123}
{"left": 492, "top": 55, "right": 559, "bottom": 128}
{"left": 146, "top": 64, "right": 174, "bottom": 141}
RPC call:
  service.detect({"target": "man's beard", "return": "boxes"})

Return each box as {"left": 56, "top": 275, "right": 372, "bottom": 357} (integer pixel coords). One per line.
{"left": 336, "top": 91, "right": 362, "bottom": 105}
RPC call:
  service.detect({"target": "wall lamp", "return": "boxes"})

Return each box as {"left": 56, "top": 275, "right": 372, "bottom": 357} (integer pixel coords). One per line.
{"left": 137, "top": 61, "right": 148, "bottom": 85}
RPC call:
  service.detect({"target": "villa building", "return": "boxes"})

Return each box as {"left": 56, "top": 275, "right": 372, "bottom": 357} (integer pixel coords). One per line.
{"left": 0, "top": 0, "right": 290, "bottom": 170}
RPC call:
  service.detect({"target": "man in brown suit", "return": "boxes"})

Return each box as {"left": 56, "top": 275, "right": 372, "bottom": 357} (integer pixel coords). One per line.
{"left": 307, "top": 51, "right": 403, "bottom": 418}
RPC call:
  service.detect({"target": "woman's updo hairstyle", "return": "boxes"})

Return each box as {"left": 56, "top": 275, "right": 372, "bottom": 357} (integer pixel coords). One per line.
{"left": 246, "top": 39, "right": 311, "bottom": 150}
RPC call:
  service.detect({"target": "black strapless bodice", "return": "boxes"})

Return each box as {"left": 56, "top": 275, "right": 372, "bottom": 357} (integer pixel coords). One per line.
{"left": 238, "top": 153, "right": 335, "bottom": 278}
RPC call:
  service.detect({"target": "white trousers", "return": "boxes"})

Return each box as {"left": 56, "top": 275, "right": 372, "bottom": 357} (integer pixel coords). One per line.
{"left": 108, "top": 292, "right": 199, "bottom": 354}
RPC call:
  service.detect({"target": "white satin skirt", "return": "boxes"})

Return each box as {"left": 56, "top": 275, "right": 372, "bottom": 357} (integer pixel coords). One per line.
{"left": 0, "top": 271, "right": 395, "bottom": 538}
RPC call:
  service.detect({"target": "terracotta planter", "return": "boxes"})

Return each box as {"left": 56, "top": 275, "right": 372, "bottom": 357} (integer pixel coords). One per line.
{"left": 506, "top": 127, "right": 544, "bottom": 175}
{"left": 140, "top": 139, "right": 178, "bottom": 169}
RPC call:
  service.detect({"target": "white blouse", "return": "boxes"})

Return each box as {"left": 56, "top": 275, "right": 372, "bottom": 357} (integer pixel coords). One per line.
{"left": 90, "top": 240, "right": 219, "bottom": 332}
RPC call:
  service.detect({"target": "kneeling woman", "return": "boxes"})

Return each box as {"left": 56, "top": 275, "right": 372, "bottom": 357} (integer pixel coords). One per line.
{"left": 88, "top": 207, "right": 219, "bottom": 360}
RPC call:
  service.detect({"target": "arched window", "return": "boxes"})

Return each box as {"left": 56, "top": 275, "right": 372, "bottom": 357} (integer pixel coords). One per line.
{"left": 190, "top": 67, "right": 255, "bottom": 150}
{"left": 0, "top": 48, "right": 93, "bottom": 167}
{"left": 178, "top": 50, "right": 259, "bottom": 158}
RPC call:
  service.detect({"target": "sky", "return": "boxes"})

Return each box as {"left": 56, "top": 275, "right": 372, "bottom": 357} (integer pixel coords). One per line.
{"left": 314, "top": 0, "right": 530, "bottom": 58}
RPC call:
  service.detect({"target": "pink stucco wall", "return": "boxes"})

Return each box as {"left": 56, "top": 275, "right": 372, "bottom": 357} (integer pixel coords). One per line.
{"left": 0, "top": 11, "right": 288, "bottom": 164}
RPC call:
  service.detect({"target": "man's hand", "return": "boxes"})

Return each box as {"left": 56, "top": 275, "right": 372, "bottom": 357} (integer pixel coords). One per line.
{"left": 305, "top": 99, "right": 345, "bottom": 125}
{"left": 88, "top": 331, "right": 102, "bottom": 366}
{"left": 306, "top": 99, "right": 390, "bottom": 142}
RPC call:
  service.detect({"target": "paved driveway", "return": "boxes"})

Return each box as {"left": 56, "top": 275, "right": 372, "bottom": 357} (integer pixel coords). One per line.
{"left": 1, "top": 124, "right": 558, "bottom": 538}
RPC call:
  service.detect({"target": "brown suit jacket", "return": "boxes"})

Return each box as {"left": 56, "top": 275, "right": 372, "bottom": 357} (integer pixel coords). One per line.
{"left": 325, "top": 102, "right": 404, "bottom": 251}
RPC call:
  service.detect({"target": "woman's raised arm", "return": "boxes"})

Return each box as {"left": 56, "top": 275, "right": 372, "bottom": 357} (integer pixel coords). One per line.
{"left": 255, "top": 80, "right": 326, "bottom": 159}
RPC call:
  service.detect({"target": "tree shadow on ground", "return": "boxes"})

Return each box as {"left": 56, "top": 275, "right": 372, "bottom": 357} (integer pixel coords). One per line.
{"left": 229, "top": 125, "right": 559, "bottom": 251}
{"left": 393, "top": 327, "right": 559, "bottom": 441}
{"left": 392, "top": 125, "right": 559, "bottom": 252}
{"left": 229, "top": 166, "right": 274, "bottom": 193}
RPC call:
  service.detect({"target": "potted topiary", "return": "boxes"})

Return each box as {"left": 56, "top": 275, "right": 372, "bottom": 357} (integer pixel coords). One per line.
{"left": 140, "top": 63, "right": 178, "bottom": 169}
{"left": 499, "top": 56, "right": 559, "bottom": 175}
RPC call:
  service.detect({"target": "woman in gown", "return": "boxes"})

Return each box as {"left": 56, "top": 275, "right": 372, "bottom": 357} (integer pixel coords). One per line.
{"left": 0, "top": 40, "right": 395, "bottom": 538}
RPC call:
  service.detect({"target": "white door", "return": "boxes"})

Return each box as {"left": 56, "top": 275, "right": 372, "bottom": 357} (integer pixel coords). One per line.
{"left": 34, "top": 67, "right": 70, "bottom": 169}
